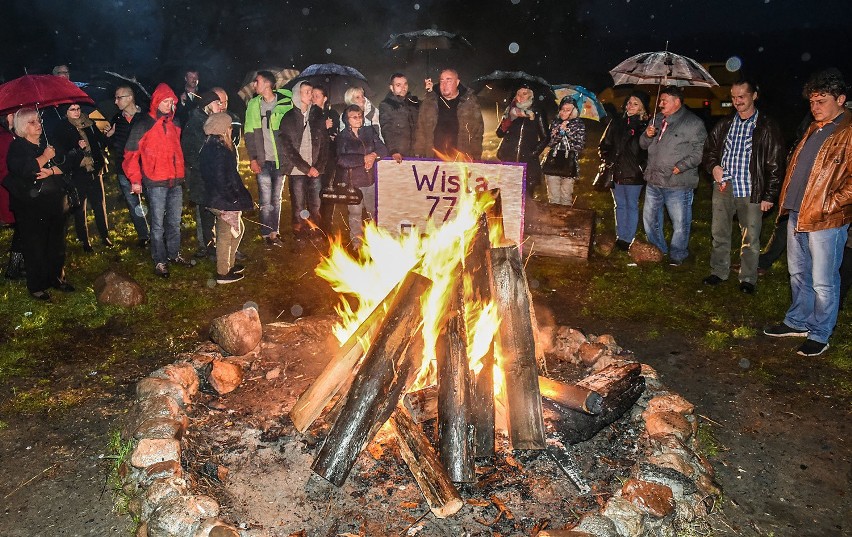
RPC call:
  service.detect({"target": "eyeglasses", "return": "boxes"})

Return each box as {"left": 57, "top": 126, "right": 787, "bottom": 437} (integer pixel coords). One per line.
{"left": 68, "top": 107, "right": 81, "bottom": 112}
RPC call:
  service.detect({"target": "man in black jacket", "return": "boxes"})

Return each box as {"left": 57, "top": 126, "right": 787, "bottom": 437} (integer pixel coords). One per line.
{"left": 379, "top": 73, "right": 419, "bottom": 162}
{"left": 106, "top": 86, "right": 149, "bottom": 247}
{"left": 701, "top": 80, "right": 785, "bottom": 294}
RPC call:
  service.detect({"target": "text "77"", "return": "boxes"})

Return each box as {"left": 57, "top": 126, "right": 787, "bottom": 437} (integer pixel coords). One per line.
{"left": 426, "top": 196, "right": 458, "bottom": 222}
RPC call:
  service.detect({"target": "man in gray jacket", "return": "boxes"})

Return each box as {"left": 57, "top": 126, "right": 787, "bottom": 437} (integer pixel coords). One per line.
{"left": 640, "top": 86, "right": 707, "bottom": 265}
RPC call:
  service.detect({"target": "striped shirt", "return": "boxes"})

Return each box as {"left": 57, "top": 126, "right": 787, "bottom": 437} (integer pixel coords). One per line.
{"left": 721, "top": 111, "right": 758, "bottom": 198}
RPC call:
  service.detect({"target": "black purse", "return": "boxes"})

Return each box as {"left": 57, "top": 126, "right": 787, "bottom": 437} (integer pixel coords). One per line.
{"left": 541, "top": 148, "right": 578, "bottom": 177}
{"left": 592, "top": 162, "right": 615, "bottom": 191}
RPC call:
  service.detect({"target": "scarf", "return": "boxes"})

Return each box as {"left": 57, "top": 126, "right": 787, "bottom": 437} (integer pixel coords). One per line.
{"left": 68, "top": 115, "right": 95, "bottom": 172}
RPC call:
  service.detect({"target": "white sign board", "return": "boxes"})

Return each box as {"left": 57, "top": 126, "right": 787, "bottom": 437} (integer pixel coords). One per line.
{"left": 375, "top": 158, "right": 526, "bottom": 245}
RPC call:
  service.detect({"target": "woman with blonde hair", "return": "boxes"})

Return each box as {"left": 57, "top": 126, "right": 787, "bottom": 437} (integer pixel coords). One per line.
{"left": 598, "top": 90, "right": 650, "bottom": 250}
{"left": 342, "top": 87, "right": 381, "bottom": 140}
{"left": 4, "top": 108, "right": 73, "bottom": 299}
{"left": 542, "top": 96, "right": 586, "bottom": 205}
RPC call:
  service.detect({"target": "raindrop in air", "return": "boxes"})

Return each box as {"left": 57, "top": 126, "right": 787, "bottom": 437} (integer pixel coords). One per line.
{"left": 243, "top": 301, "right": 259, "bottom": 312}
{"left": 414, "top": 3, "right": 420, "bottom": 10}
{"left": 206, "top": 278, "right": 216, "bottom": 288}
{"left": 299, "top": 209, "right": 311, "bottom": 220}
{"left": 758, "top": 46, "right": 765, "bottom": 52}
{"left": 301, "top": 7, "right": 309, "bottom": 15}
{"left": 508, "top": 42, "right": 520, "bottom": 54}
{"left": 291, "top": 304, "right": 304, "bottom": 317}
{"left": 738, "top": 358, "right": 751, "bottom": 369}
{"left": 135, "top": 205, "right": 147, "bottom": 217}
{"left": 510, "top": 0, "right": 520, "bottom": 4}
{"left": 529, "top": 279, "right": 540, "bottom": 289}
{"left": 326, "top": 48, "right": 332, "bottom": 55}
{"left": 725, "top": 56, "right": 742, "bottom": 72}
{"left": 801, "top": 52, "right": 811, "bottom": 62}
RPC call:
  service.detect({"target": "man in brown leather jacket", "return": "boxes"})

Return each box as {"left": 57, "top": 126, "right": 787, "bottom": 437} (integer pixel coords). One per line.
{"left": 702, "top": 80, "right": 785, "bottom": 294}
{"left": 763, "top": 69, "right": 851, "bottom": 357}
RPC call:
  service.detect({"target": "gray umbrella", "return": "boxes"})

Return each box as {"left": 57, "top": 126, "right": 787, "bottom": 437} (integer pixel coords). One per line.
{"left": 609, "top": 50, "right": 718, "bottom": 88}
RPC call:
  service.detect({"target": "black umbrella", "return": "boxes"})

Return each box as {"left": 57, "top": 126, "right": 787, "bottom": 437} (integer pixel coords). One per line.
{"left": 384, "top": 29, "right": 473, "bottom": 76}
{"left": 470, "top": 70, "right": 556, "bottom": 107}
{"left": 287, "top": 63, "right": 371, "bottom": 105}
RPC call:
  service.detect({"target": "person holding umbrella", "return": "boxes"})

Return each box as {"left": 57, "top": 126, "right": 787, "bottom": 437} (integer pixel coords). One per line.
{"left": 54, "top": 102, "right": 112, "bottom": 252}
{"left": 640, "top": 86, "right": 707, "bottom": 266}
{"left": 4, "top": 108, "right": 74, "bottom": 300}
{"left": 598, "top": 90, "right": 650, "bottom": 250}
{"left": 496, "top": 85, "right": 548, "bottom": 197}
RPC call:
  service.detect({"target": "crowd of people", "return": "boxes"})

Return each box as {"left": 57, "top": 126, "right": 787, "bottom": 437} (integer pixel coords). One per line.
{"left": 0, "top": 63, "right": 849, "bottom": 356}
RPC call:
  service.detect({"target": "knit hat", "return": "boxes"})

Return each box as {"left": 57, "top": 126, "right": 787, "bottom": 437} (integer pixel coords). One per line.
{"left": 199, "top": 90, "right": 220, "bottom": 110}
{"left": 626, "top": 90, "right": 651, "bottom": 114}
{"left": 203, "top": 112, "right": 232, "bottom": 136}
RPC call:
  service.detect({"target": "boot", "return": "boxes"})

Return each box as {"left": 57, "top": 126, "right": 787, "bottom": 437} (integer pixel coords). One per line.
{"left": 4, "top": 251, "right": 25, "bottom": 280}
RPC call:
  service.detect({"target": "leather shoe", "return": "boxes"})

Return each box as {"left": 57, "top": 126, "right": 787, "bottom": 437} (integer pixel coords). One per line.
{"left": 702, "top": 275, "right": 724, "bottom": 285}
{"left": 52, "top": 282, "right": 75, "bottom": 292}
{"left": 739, "top": 282, "right": 755, "bottom": 294}
{"left": 30, "top": 290, "right": 51, "bottom": 301}
{"left": 82, "top": 243, "right": 94, "bottom": 253}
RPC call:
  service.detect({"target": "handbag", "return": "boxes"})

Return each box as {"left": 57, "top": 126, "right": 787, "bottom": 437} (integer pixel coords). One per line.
{"left": 541, "top": 148, "right": 578, "bottom": 177}
{"left": 592, "top": 162, "right": 615, "bottom": 191}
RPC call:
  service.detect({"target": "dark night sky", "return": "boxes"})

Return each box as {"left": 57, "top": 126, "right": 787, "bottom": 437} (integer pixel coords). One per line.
{"left": 3, "top": 0, "right": 849, "bottom": 132}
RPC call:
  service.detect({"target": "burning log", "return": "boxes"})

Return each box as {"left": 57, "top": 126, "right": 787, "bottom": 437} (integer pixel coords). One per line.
{"left": 544, "top": 362, "right": 645, "bottom": 444}
{"left": 402, "top": 385, "right": 437, "bottom": 424}
{"left": 436, "top": 285, "right": 476, "bottom": 482}
{"left": 538, "top": 376, "right": 602, "bottom": 415}
{"left": 490, "top": 245, "right": 546, "bottom": 450}
{"left": 482, "top": 188, "right": 505, "bottom": 245}
{"left": 389, "top": 406, "right": 464, "bottom": 518}
{"left": 290, "top": 284, "right": 401, "bottom": 433}
{"left": 312, "top": 271, "right": 431, "bottom": 486}
{"left": 465, "top": 213, "right": 496, "bottom": 457}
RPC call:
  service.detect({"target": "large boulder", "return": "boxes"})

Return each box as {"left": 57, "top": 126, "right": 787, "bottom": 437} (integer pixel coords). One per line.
{"left": 209, "top": 307, "right": 262, "bottom": 356}
{"left": 94, "top": 269, "right": 146, "bottom": 307}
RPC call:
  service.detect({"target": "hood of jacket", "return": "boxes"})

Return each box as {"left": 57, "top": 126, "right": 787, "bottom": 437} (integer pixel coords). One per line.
{"left": 149, "top": 83, "right": 178, "bottom": 120}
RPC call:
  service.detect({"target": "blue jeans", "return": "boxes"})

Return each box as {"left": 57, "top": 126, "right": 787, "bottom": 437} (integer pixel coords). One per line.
{"left": 146, "top": 184, "right": 183, "bottom": 265}
{"left": 642, "top": 185, "right": 694, "bottom": 262}
{"left": 117, "top": 173, "right": 149, "bottom": 241}
{"left": 288, "top": 174, "right": 322, "bottom": 236}
{"left": 612, "top": 184, "right": 644, "bottom": 243}
{"left": 255, "top": 162, "right": 284, "bottom": 237}
{"left": 783, "top": 211, "right": 848, "bottom": 343}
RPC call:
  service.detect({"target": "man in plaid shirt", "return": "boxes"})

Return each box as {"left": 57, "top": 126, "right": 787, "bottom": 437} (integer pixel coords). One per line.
{"left": 701, "top": 80, "right": 785, "bottom": 293}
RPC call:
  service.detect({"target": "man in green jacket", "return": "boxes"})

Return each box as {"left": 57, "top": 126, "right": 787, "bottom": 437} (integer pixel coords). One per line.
{"left": 244, "top": 71, "right": 293, "bottom": 247}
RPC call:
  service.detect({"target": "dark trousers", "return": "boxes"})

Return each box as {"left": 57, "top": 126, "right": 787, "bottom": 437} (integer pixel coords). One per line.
{"left": 16, "top": 196, "right": 67, "bottom": 293}
{"left": 759, "top": 213, "right": 788, "bottom": 270}
{"left": 72, "top": 172, "right": 109, "bottom": 245}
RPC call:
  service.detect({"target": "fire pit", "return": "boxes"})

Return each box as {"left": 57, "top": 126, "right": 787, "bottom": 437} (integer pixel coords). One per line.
{"left": 119, "top": 189, "right": 720, "bottom": 536}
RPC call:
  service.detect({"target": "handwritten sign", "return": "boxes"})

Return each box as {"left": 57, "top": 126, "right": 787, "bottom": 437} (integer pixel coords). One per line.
{"left": 375, "top": 158, "right": 526, "bottom": 245}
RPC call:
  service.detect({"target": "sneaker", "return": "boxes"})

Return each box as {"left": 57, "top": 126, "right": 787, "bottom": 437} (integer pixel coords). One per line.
{"left": 763, "top": 322, "right": 808, "bottom": 338}
{"left": 797, "top": 339, "right": 829, "bottom": 357}
{"left": 669, "top": 258, "right": 683, "bottom": 267}
{"left": 169, "top": 255, "right": 195, "bottom": 267}
{"left": 154, "top": 263, "right": 170, "bottom": 278}
{"left": 30, "top": 290, "right": 51, "bottom": 301}
{"left": 615, "top": 239, "right": 631, "bottom": 251}
{"left": 230, "top": 264, "right": 245, "bottom": 275}
{"left": 216, "top": 272, "right": 244, "bottom": 285}
{"left": 52, "top": 281, "right": 75, "bottom": 292}
{"left": 264, "top": 236, "right": 282, "bottom": 248}
{"left": 703, "top": 275, "right": 724, "bottom": 285}
{"left": 739, "top": 282, "right": 755, "bottom": 294}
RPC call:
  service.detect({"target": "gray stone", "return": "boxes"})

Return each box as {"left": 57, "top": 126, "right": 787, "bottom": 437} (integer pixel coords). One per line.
{"left": 137, "top": 377, "right": 189, "bottom": 406}
{"left": 194, "top": 518, "right": 240, "bottom": 537}
{"left": 209, "top": 307, "right": 262, "bottom": 356}
{"left": 133, "top": 417, "right": 188, "bottom": 440}
{"left": 147, "top": 494, "right": 219, "bottom": 537}
{"left": 602, "top": 496, "right": 645, "bottom": 537}
{"left": 575, "top": 513, "right": 619, "bottom": 537}
{"left": 636, "top": 463, "right": 697, "bottom": 500}
{"left": 139, "top": 460, "right": 183, "bottom": 486}
{"left": 94, "top": 269, "right": 147, "bottom": 307}
{"left": 127, "top": 396, "right": 184, "bottom": 438}
{"left": 142, "top": 477, "right": 188, "bottom": 519}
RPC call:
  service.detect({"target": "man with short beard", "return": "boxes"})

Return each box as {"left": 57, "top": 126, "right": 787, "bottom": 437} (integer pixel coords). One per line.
{"left": 379, "top": 73, "right": 419, "bottom": 162}
{"left": 414, "top": 68, "right": 483, "bottom": 160}
{"left": 764, "top": 69, "right": 851, "bottom": 357}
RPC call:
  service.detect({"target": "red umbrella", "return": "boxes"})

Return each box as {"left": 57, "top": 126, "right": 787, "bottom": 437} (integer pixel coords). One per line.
{"left": 0, "top": 74, "right": 94, "bottom": 115}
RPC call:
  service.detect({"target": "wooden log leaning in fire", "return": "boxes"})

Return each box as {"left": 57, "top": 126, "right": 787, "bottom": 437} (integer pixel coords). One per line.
{"left": 437, "top": 285, "right": 476, "bottom": 482}
{"left": 538, "top": 376, "right": 603, "bottom": 415}
{"left": 290, "top": 283, "right": 401, "bottom": 433}
{"left": 389, "top": 405, "right": 464, "bottom": 518}
{"left": 543, "top": 362, "right": 645, "bottom": 445}
{"left": 482, "top": 188, "right": 505, "bottom": 245}
{"left": 490, "top": 245, "right": 546, "bottom": 450}
{"left": 312, "top": 271, "right": 431, "bottom": 486}
{"left": 465, "top": 213, "right": 496, "bottom": 457}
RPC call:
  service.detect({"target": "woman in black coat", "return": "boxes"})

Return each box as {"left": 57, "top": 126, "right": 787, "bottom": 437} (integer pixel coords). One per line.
{"left": 4, "top": 108, "right": 73, "bottom": 300}
{"left": 598, "top": 90, "right": 650, "bottom": 250}
{"left": 200, "top": 113, "right": 253, "bottom": 284}
{"left": 54, "top": 103, "right": 111, "bottom": 251}
{"left": 336, "top": 104, "right": 388, "bottom": 249}
{"left": 496, "top": 86, "right": 548, "bottom": 196}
